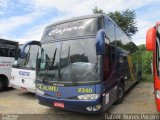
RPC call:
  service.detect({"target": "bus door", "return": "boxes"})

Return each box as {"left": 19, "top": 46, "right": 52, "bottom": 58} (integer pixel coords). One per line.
{"left": 102, "top": 44, "right": 117, "bottom": 111}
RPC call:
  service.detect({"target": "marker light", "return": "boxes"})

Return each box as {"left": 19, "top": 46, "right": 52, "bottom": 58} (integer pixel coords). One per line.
{"left": 77, "top": 94, "right": 100, "bottom": 100}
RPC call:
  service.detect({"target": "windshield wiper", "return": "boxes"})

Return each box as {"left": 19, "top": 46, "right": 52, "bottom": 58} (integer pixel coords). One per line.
{"left": 43, "top": 54, "right": 50, "bottom": 83}
{"left": 50, "top": 48, "right": 57, "bottom": 69}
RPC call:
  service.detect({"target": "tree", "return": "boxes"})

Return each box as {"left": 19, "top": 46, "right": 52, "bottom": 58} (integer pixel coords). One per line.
{"left": 108, "top": 9, "right": 138, "bottom": 38}
{"left": 92, "top": 7, "right": 138, "bottom": 38}
{"left": 138, "top": 44, "right": 153, "bottom": 74}
{"left": 92, "top": 6, "right": 104, "bottom": 14}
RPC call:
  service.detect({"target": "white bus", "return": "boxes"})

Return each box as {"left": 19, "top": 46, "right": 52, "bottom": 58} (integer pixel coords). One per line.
{"left": 0, "top": 39, "right": 19, "bottom": 91}
{"left": 10, "top": 41, "right": 41, "bottom": 93}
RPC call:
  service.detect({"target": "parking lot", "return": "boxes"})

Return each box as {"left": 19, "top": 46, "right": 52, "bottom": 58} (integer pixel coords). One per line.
{"left": 0, "top": 82, "right": 158, "bottom": 120}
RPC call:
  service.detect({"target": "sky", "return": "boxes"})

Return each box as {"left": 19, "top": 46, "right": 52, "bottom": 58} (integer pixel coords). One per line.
{"left": 0, "top": 0, "right": 160, "bottom": 45}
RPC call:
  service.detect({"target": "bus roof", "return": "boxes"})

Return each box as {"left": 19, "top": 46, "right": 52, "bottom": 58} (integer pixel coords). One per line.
{"left": 46, "top": 14, "right": 104, "bottom": 28}
{"left": 0, "top": 38, "right": 18, "bottom": 45}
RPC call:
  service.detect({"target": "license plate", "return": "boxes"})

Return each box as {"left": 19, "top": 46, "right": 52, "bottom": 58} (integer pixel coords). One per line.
{"left": 54, "top": 102, "right": 64, "bottom": 108}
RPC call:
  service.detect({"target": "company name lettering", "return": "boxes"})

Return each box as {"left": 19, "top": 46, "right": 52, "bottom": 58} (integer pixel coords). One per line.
{"left": 19, "top": 71, "right": 30, "bottom": 76}
{"left": 0, "top": 64, "right": 11, "bottom": 67}
{"left": 36, "top": 84, "right": 58, "bottom": 91}
{"left": 49, "top": 25, "right": 84, "bottom": 35}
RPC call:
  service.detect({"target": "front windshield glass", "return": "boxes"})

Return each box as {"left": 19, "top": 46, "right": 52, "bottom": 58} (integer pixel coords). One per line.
{"left": 42, "top": 17, "right": 99, "bottom": 42}
{"left": 17, "top": 45, "right": 40, "bottom": 69}
{"left": 37, "top": 38, "right": 99, "bottom": 84}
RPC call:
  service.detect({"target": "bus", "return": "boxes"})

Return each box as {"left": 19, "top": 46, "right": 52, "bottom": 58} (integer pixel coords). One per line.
{"left": 146, "top": 22, "right": 160, "bottom": 112}
{"left": 0, "top": 39, "right": 19, "bottom": 91}
{"left": 35, "top": 14, "right": 142, "bottom": 113}
{"left": 10, "top": 41, "right": 41, "bottom": 93}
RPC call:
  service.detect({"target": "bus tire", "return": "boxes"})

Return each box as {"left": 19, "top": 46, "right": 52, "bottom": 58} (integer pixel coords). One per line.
{"left": 0, "top": 79, "right": 5, "bottom": 91}
{"left": 115, "top": 82, "right": 125, "bottom": 104}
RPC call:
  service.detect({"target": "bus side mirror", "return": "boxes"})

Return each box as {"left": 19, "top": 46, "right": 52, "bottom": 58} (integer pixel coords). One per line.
{"left": 96, "top": 29, "right": 105, "bottom": 55}
{"left": 146, "top": 27, "right": 156, "bottom": 51}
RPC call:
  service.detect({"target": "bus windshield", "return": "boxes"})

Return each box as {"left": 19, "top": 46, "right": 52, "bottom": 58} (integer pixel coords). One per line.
{"left": 17, "top": 45, "right": 40, "bottom": 70}
{"left": 41, "top": 17, "right": 99, "bottom": 42}
{"left": 37, "top": 38, "right": 99, "bottom": 84}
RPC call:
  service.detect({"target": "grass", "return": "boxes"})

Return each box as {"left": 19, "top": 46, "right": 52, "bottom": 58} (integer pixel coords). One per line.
{"left": 141, "top": 73, "right": 153, "bottom": 83}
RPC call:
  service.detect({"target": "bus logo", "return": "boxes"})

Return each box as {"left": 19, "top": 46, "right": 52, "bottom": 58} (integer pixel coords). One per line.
{"left": 19, "top": 71, "right": 30, "bottom": 77}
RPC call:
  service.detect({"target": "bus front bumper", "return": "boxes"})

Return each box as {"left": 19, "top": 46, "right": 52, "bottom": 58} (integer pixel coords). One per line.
{"left": 36, "top": 94, "right": 103, "bottom": 114}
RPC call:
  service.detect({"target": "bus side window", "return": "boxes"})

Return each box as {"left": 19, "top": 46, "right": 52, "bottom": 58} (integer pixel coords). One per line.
{"left": 0, "top": 48, "right": 3, "bottom": 56}
{"left": 156, "top": 32, "right": 160, "bottom": 76}
{"left": 2, "top": 48, "right": 7, "bottom": 57}
{"left": 104, "top": 17, "right": 116, "bottom": 45}
{"left": 9, "top": 49, "right": 16, "bottom": 57}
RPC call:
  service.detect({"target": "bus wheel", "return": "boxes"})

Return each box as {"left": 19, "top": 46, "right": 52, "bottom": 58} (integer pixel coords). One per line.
{"left": 115, "top": 82, "right": 124, "bottom": 104}
{"left": 0, "top": 79, "right": 5, "bottom": 91}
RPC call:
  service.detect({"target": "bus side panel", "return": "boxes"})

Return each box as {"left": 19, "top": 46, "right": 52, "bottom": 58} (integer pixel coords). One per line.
{"left": 0, "top": 57, "right": 14, "bottom": 85}
{"left": 102, "top": 83, "right": 117, "bottom": 112}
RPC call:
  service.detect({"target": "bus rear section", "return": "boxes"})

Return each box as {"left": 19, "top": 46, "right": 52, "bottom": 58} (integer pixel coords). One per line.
{"left": 10, "top": 41, "right": 41, "bottom": 93}
{"left": 0, "top": 39, "right": 18, "bottom": 91}
{"left": 35, "top": 14, "right": 142, "bottom": 113}
{"left": 146, "top": 22, "right": 160, "bottom": 112}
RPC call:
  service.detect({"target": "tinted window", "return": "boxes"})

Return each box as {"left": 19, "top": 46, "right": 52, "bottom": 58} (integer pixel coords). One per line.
{"left": 37, "top": 38, "right": 99, "bottom": 83}
{"left": 105, "top": 18, "right": 116, "bottom": 45}
{"left": 156, "top": 30, "right": 160, "bottom": 76}
{"left": 0, "top": 47, "right": 16, "bottom": 57}
{"left": 115, "top": 26, "right": 132, "bottom": 52}
{"left": 18, "top": 45, "right": 40, "bottom": 69}
{"left": 103, "top": 44, "right": 116, "bottom": 80}
{"left": 42, "top": 18, "right": 99, "bottom": 41}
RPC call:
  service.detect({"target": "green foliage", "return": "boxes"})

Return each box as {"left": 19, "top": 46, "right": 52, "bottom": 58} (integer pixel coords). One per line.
{"left": 141, "top": 74, "right": 153, "bottom": 83}
{"left": 92, "top": 6, "right": 104, "bottom": 14}
{"left": 92, "top": 7, "right": 138, "bottom": 38}
{"left": 138, "top": 44, "right": 153, "bottom": 74}
{"left": 108, "top": 9, "right": 138, "bottom": 38}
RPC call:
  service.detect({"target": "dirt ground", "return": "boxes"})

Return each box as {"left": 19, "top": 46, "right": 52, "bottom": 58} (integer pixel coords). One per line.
{"left": 0, "top": 82, "right": 159, "bottom": 120}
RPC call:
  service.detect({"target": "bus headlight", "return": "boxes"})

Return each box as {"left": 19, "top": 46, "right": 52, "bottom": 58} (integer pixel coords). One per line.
{"left": 36, "top": 89, "right": 45, "bottom": 96}
{"left": 77, "top": 94, "right": 100, "bottom": 100}
{"left": 156, "top": 90, "right": 160, "bottom": 99}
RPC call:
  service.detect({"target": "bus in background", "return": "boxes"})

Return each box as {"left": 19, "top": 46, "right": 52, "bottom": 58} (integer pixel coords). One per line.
{"left": 35, "top": 14, "right": 142, "bottom": 113}
{"left": 0, "top": 39, "right": 19, "bottom": 91}
{"left": 146, "top": 22, "right": 160, "bottom": 112}
{"left": 10, "top": 41, "right": 41, "bottom": 93}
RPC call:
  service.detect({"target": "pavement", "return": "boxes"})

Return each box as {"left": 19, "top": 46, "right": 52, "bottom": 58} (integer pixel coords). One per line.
{"left": 0, "top": 82, "right": 158, "bottom": 120}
